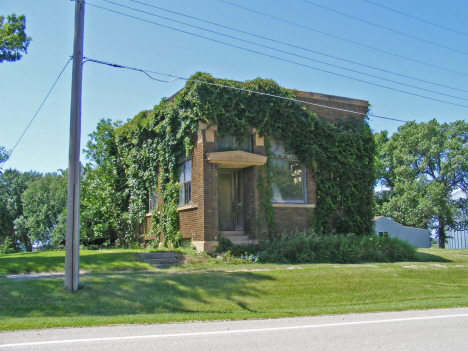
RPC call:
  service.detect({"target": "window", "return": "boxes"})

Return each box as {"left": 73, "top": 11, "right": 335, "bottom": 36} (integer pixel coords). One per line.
{"left": 148, "top": 191, "right": 157, "bottom": 213}
{"left": 179, "top": 159, "right": 192, "bottom": 205}
{"left": 269, "top": 139, "right": 296, "bottom": 159}
{"left": 269, "top": 139, "right": 306, "bottom": 204}
{"left": 270, "top": 158, "right": 306, "bottom": 203}
{"left": 217, "top": 135, "right": 251, "bottom": 152}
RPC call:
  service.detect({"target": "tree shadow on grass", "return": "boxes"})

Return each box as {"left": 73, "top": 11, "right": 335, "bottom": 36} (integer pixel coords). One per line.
{"left": 0, "top": 253, "right": 149, "bottom": 275}
{"left": 0, "top": 271, "right": 275, "bottom": 318}
{"left": 0, "top": 253, "right": 64, "bottom": 275}
{"left": 414, "top": 252, "right": 451, "bottom": 262}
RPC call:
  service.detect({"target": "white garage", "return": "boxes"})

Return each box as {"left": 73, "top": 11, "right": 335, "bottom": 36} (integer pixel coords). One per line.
{"left": 374, "top": 216, "right": 431, "bottom": 248}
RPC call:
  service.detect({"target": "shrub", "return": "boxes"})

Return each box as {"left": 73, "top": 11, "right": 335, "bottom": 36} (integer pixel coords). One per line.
{"left": 222, "top": 230, "right": 416, "bottom": 264}
{"left": 0, "top": 237, "right": 15, "bottom": 255}
{"left": 216, "top": 233, "right": 235, "bottom": 252}
{"left": 216, "top": 251, "right": 258, "bottom": 264}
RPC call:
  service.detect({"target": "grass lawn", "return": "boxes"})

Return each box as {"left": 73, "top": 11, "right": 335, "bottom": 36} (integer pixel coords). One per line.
{"left": 0, "top": 249, "right": 154, "bottom": 276}
{"left": 0, "top": 249, "right": 467, "bottom": 331}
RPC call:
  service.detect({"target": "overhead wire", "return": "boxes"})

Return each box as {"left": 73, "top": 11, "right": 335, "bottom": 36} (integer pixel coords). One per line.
{"left": 83, "top": 1, "right": 468, "bottom": 109}
{"left": 83, "top": 57, "right": 182, "bottom": 82}
{"left": 127, "top": 0, "right": 468, "bottom": 94}
{"left": 83, "top": 57, "right": 409, "bottom": 123}
{"left": 363, "top": 0, "right": 468, "bottom": 38}
{"left": 301, "top": 0, "right": 468, "bottom": 56}
{"left": 1, "top": 57, "right": 73, "bottom": 169}
{"left": 102, "top": 0, "right": 468, "bottom": 103}
{"left": 218, "top": 0, "right": 468, "bottom": 78}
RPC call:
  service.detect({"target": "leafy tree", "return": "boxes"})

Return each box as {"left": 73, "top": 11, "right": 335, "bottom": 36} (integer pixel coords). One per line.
{"left": 81, "top": 119, "right": 130, "bottom": 245}
{"left": 376, "top": 120, "right": 468, "bottom": 248}
{"left": 0, "top": 169, "right": 40, "bottom": 251}
{"left": 0, "top": 146, "right": 10, "bottom": 172}
{"left": 18, "top": 173, "right": 67, "bottom": 249}
{"left": 0, "top": 13, "right": 32, "bottom": 63}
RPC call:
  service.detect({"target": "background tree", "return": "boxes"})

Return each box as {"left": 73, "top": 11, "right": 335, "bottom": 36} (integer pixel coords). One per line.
{"left": 0, "top": 13, "right": 32, "bottom": 63}
{"left": 376, "top": 119, "right": 468, "bottom": 248}
{"left": 0, "top": 169, "right": 40, "bottom": 251}
{"left": 81, "top": 119, "right": 130, "bottom": 245}
{"left": 0, "top": 146, "right": 10, "bottom": 172}
{"left": 17, "top": 172, "right": 67, "bottom": 249}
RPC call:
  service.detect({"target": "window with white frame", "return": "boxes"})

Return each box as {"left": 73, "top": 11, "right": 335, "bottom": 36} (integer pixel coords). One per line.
{"left": 269, "top": 140, "right": 306, "bottom": 204}
{"left": 178, "top": 159, "right": 192, "bottom": 205}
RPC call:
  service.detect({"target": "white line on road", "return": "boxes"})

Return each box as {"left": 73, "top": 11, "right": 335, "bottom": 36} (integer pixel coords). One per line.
{"left": 1, "top": 313, "right": 467, "bottom": 348}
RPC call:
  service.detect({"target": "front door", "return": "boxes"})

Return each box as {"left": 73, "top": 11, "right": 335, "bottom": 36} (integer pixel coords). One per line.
{"left": 218, "top": 169, "right": 243, "bottom": 231}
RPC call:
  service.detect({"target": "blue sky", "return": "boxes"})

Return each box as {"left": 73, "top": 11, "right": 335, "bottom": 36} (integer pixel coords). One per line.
{"left": 1, "top": 0, "right": 467, "bottom": 173}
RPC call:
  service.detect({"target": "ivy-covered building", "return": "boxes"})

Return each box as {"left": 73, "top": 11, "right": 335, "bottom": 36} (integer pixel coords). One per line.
{"left": 119, "top": 73, "right": 375, "bottom": 251}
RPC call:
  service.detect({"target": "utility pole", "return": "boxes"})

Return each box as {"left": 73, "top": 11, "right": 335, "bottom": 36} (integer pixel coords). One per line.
{"left": 65, "top": 0, "right": 85, "bottom": 292}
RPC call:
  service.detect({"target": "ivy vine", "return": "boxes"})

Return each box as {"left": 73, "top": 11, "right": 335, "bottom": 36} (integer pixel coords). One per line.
{"left": 114, "top": 72, "right": 375, "bottom": 246}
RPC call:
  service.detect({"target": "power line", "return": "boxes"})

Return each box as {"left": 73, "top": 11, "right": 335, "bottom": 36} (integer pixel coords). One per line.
{"left": 102, "top": 0, "right": 468, "bottom": 103}
{"left": 218, "top": 0, "right": 468, "bottom": 78}
{"left": 363, "top": 0, "right": 468, "bottom": 38}
{"left": 84, "top": 1, "right": 468, "bottom": 109}
{"left": 83, "top": 56, "right": 409, "bottom": 123}
{"left": 301, "top": 0, "right": 468, "bottom": 56}
{"left": 1, "top": 57, "right": 73, "bottom": 168}
{"left": 83, "top": 57, "right": 181, "bottom": 82}
{"left": 127, "top": 0, "right": 468, "bottom": 95}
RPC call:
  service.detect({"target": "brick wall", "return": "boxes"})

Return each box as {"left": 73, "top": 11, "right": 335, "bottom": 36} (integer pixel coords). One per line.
{"left": 179, "top": 132, "right": 205, "bottom": 241}
{"left": 202, "top": 129, "right": 219, "bottom": 242}
{"left": 242, "top": 165, "right": 260, "bottom": 240}
{"left": 295, "top": 91, "right": 368, "bottom": 124}
{"left": 306, "top": 167, "right": 317, "bottom": 204}
{"left": 273, "top": 207, "right": 311, "bottom": 234}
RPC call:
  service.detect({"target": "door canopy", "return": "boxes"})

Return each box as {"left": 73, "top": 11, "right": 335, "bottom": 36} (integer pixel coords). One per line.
{"left": 206, "top": 151, "right": 267, "bottom": 168}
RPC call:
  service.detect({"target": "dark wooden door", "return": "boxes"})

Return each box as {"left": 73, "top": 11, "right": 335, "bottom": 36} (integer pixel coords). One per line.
{"left": 218, "top": 169, "right": 243, "bottom": 231}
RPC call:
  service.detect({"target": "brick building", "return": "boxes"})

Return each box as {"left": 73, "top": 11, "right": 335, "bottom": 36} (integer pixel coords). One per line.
{"left": 143, "top": 86, "right": 368, "bottom": 252}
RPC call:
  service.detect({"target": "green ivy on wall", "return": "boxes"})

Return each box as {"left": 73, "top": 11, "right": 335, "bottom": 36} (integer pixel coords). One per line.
{"left": 114, "top": 72, "right": 375, "bottom": 246}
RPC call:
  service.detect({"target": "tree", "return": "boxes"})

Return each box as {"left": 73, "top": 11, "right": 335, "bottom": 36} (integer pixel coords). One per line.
{"left": 0, "top": 13, "right": 32, "bottom": 63}
{"left": 18, "top": 173, "right": 67, "bottom": 249}
{"left": 0, "top": 169, "right": 40, "bottom": 251}
{"left": 0, "top": 146, "right": 10, "bottom": 172}
{"left": 81, "top": 119, "right": 130, "bottom": 245}
{"left": 376, "top": 120, "right": 468, "bottom": 248}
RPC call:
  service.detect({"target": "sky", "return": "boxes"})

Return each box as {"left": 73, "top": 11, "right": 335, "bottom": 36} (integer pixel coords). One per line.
{"left": 1, "top": 0, "right": 467, "bottom": 174}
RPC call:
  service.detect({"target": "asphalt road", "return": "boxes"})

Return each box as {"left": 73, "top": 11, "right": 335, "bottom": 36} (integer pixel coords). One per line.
{"left": 1, "top": 308, "right": 467, "bottom": 350}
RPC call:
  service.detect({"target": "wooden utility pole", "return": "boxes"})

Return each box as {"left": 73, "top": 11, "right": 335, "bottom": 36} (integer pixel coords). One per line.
{"left": 65, "top": 0, "right": 85, "bottom": 292}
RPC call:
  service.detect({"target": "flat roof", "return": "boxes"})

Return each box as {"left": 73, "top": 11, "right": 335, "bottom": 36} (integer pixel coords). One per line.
{"left": 166, "top": 78, "right": 368, "bottom": 106}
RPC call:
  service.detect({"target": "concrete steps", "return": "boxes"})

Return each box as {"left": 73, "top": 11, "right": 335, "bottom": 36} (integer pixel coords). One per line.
{"left": 222, "top": 231, "right": 256, "bottom": 246}
{"left": 137, "top": 252, "right": 179, "bottom": 269}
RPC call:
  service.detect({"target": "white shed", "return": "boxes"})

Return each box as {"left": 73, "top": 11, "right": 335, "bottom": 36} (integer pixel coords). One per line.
{"left": 374, "top": 216, "right": 431, "bottom": 248}
{"left": 446, "top": 189, "right": 467, "bottom": 249}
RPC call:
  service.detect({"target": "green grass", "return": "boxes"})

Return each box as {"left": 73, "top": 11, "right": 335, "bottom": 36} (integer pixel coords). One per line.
{"left": 0, "top": 249, "right": 467, "bottom": 331}
{"left": 0, "top": 249, "right": 154, "bottom": 276}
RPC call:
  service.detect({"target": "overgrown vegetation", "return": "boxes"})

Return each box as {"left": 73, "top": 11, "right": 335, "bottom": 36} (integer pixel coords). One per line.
{"left": 217, "top": 230, "right": 416, "bottom": 263}
{"left": 256, "top": 231, "right": 415, "bottom": 263}
{"left": 83, "top": 73, "right": 375, "bottom": 246}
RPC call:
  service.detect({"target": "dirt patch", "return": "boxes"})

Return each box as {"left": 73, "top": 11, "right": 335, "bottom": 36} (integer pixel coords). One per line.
{"left": 334, "top": 265, "right": 378, "bottom": 268}
{"left": 403, "top": 265, "right": 427, "bottom": 269}
{"left": 432, "top": 264, "right": 448, "bottom": 268}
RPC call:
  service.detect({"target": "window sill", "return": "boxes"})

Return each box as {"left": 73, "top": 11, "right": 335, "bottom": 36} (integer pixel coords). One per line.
{"left": 178, "top": 203, "right": 198, "bottom": 211}
{"left": 272, "top": 203, "right": 316, "bottom": 208}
